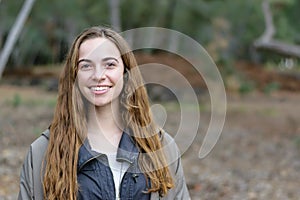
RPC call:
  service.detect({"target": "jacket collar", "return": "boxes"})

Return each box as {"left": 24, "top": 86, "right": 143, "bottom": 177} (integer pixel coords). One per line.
{"left": 77, "top": 130, "right": 139, "bottom": 171}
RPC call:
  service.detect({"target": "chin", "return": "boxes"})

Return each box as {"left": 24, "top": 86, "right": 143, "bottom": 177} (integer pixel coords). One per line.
{"left": 89, "top": 100, "right": 110, "bottom": 107}
{"left": 91, "top": 97, "right": 120, "bottom": 108}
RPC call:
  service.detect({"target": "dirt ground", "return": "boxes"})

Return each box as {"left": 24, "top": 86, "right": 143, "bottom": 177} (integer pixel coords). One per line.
{"left": 1, "top": 55, "right": 300, "bottom": 199}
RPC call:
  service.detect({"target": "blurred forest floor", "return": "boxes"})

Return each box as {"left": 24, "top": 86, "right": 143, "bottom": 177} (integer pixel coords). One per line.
{"left": 1, "top": 53, "right": 300, "bottom": 199}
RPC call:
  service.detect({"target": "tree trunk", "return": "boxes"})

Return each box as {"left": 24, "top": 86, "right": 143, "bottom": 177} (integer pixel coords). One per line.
{"left": 254, "top": 40, "right": 300, "bottom": 59}
{"left": 0, "top": 0, "right": 36, "bottom": 79}
{"left": 109, "top": 0, "right": 121, "bottom": 32}
{"left": 258, "top": 0, "right": 275, "bottom": 43}
{"left": 254, "top": 0, "right": 300, "bottom": 59}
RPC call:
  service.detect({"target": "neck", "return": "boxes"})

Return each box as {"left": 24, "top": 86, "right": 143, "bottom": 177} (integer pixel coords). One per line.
{"left": 86, "top": 100, "right": 124, "bottom": 153}
{"left": 87, "top": 99, "right": 123, "bottom": 132}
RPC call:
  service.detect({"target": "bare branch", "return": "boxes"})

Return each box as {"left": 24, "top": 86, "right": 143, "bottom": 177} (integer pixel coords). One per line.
{"left": 254, "top": 0, "right": 300, "bottom": 59}
{"left": 259, "top": 0, "right": 275, "bottom": 42}
{"left": 0, "top": 0, "right": 36, "bottom": 79}
{"left": 255, "top": 39, "right": 300, "bottom": 58}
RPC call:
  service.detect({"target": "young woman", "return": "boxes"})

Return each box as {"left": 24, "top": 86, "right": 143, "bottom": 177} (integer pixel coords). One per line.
{"left": 18, "top": 26, "right": 190, "bottom": 200}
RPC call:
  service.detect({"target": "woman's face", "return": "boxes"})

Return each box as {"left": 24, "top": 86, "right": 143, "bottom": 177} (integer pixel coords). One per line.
{"left": 77, "top": 37, "right": 124, "bottom": 107}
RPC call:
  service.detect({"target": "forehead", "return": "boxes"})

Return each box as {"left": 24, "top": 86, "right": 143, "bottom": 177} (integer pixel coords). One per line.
{"left": 78, "top": 37, "right": 121, "bottom": 60}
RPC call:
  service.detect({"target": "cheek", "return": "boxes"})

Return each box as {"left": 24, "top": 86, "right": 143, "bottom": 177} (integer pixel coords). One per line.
{"left": 111, "top": 71, "right": 124, "bottom": 97}
{"left": 76, "top": 73, "right": 88, "bottom": 92}
{"left": 114, "top": 72, "right": 124, "bottom": 89}
{"left": 111, "top": 67, "right": 124, "bottom": 85}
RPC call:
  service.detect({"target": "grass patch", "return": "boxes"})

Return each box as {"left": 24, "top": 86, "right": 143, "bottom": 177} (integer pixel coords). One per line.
{"left": 293, "top": 136, "right": 300, "bottom": 152}
{"left": 12, "top": 93, "right": 22, "bottom": 107}
{"left": 258, "top": 107, "right": 278, "bottom": 117}
{"left": 239, "top": 81, "right": 256, "bottom": 95}
{"left": 263, "top": 82, "right": 280, "bottom": 94}
{"left": 5, "top": 93, "right": 56, "bottom": 108}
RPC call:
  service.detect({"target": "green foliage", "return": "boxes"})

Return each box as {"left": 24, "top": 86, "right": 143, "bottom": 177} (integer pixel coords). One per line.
{"left": 271, "top": 0, "right": 299, "bottom": 42}
{"left": 294, "top": 136, "right": 300, "bottom": 152}
{"left": 1, "top": 0, "right": 299, "bottom": 67}
{"left": 12, "top": 93, "right": 22, "bottom": 108}
{"left": 239, "top": 80, "right": 256, "bottom": 95}
{"left": 121, "top": 0, "right": 162, "bottom": 28}
{"left": 270, "top": 0, "right": 295, "bottom": 4}
{"left": 7, "top": 93, "right": 56, "bottom": 108}
{"left": 263, "top": 82, "right": 281, "bottom": 94}
{"left": 0, "top": 1, "right": 23, "bottom": 28}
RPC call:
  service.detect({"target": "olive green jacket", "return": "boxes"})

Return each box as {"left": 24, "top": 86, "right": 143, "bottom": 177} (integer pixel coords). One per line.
{"left": 18, "top": 130, "right": 191, "bottom": 200}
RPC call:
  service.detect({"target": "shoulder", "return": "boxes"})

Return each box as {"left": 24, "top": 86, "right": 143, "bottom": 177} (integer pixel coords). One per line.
{"left": 159, "top": 129, "right": 179, "bottom": 152}
{"left": 19, "top": 129, "right": 50, "bottom": 199}
{"left": 30, "top": 129, "right": 49, "bottom": 166}
{"left": 158, "top": 129, "right": 181, "bottom": 171}
{"left": 154, "top": 130, "right": 191, "bottom": 199}
{"left": 31, "top": 129, "right": 49, "bottom": 150}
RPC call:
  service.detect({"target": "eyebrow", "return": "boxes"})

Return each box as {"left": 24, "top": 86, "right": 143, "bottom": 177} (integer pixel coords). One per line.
{"left": 77, "top": 57, "right": 119, "bottom": 64}
{"left": 77, "top": 59, "right": 92, "bottom": 64}
{"left": 103, "top": 57, "right": 119, "bottom": 63}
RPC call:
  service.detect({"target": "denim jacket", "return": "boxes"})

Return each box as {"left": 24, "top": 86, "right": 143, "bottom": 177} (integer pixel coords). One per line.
{"left": 18, "top": 129, "right": 190, "bottom": 200}
{"left": 77, "top": 131, "right": 150, "bottom": 199}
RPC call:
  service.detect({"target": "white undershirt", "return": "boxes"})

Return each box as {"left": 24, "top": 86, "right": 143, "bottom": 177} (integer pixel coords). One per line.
{"left": 91, "top": 151, "right": 129, "bottom": 199}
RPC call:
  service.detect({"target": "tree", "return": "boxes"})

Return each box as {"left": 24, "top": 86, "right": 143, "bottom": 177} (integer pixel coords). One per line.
{"left": 0, "top": 0, "right": 36, "bottom": 78}
{"left": 254, "top": 0, "right": 300, "bottom": 58}
{"left": 109, "top": 0, "right": 121, "bottom": 32}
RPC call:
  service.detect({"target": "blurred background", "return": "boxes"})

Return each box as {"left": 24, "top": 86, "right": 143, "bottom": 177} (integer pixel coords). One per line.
{"left": 0, "top": 0, "right": 300, "bottom": 199}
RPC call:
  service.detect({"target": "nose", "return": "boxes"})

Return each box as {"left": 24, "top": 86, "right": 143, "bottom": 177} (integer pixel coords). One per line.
{"left": 93, "top": 64, "right": 106, "bottom": 80}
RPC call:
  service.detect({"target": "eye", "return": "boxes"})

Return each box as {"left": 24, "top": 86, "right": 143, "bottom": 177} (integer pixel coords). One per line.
{"left": 79, "top": 63, "right": 93, "bottom": 71}
{"left": 105, "top": 61, "right": 117, "bottom": 69}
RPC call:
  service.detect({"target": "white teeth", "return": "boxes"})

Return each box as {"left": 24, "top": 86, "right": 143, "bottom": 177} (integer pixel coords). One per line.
{"left": 91, "top": 86, "right": 109, "bottom": 91}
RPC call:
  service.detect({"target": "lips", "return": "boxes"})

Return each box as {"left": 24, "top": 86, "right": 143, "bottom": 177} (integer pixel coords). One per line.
{"left": 90, "top": 86, "right": 110, "bottom": 91}
{"left": 89, "top": 85, "right": 112, "bottom": 94}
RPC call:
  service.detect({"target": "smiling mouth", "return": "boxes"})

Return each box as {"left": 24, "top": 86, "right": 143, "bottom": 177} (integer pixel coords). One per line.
{"left": 90, "top": 86, "right": 111, "bottom": 91}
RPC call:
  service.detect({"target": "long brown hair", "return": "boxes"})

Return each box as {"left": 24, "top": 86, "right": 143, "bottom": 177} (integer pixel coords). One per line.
{"left": 43, "top": 26, "right": 174, "bottom": 199}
